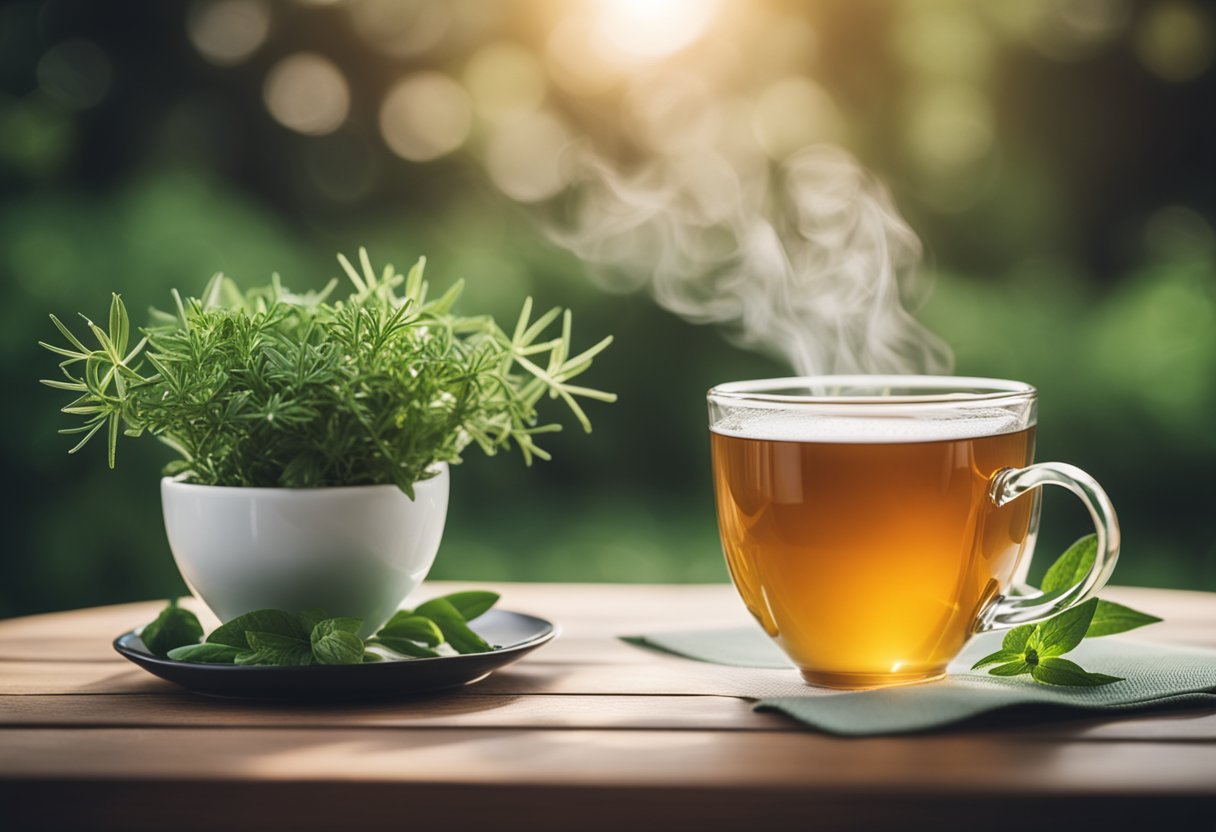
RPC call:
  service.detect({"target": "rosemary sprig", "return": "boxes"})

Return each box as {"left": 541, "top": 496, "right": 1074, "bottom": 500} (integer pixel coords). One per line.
{"left": 40, "top": 248, "right": 616, "bottom": 495}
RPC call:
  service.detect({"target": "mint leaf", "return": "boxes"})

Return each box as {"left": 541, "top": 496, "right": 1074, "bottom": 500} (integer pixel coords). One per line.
{"left": 371, "top": 636, "right": 441, "bottom": 658}
{"left": 166, "top": 642, "right": 244, "bottom": 663}
{"left": 235, "top": 631, "right": 314, "bottom": 666}
{"left": 1087, "top": 600, "right": 1162, "bottom": 637}
{"left": 988, "top": 661, "right": 1031, "bottom": 677}
{"left": 1028, "top": 598, "right": 1098, "bottom": 658}
{"left": 414, "top": 597, "right": 494, "bottom": 654}
{"left": 972, "top": 649, "right": 1024, "bottom": 670}
{"left": 430, "top": 591, "right": 500, "bottom": 622}
{"left": 141, "top": 599, "right": 204, "bottom": 657}
{"left": 378, "top": 614, "right": 444, "bottom": 647}
{"left": 1002, "top": 624, "right": 1035, "bottom": 653}
{"left": 207, "top": 610, "right": 309, "bottom": 648}
{"left": 314, "top": 616, "right": 360, "bottom": 636}
{"left": 1029, "top": 657, "right": 1123, "bottom": 686}
{"left": 310, "top": 618, "right": 365, "bottom": 665}
{"left": 1040, "top": 534, "right": 1097, "bottom": 594}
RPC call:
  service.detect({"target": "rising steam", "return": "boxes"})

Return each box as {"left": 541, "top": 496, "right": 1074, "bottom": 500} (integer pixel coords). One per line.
{"left": 548, "top": 143, "right": 954, "bottom": 377}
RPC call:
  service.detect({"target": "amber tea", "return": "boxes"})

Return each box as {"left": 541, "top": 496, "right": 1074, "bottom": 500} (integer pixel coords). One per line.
{"left": 708, "top": 377, "right": 1119, "bottom": 690}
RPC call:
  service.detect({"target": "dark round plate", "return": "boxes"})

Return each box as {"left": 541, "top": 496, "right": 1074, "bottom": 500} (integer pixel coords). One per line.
{"left": 113, "top": 609, "right": 556, "bottom": 700}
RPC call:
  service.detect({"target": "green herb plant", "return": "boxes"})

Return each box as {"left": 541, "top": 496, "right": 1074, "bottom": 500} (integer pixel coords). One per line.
{"left": 40, "top": 249, "right": 615, "bottom": 495}
{"left": 972, "top": 535, "right": 1162, "bottom": 686}
{"left": 146, "top": 590, "right": 502, "bottom": 665}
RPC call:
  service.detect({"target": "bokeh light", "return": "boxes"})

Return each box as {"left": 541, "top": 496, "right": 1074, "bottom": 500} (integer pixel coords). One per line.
{"left": 379, "top": 72, "right": 473, "bottom": 162}
{"left": 36, "top": 39, "right": 112, "bottom": 110}
{"left": 348, "top": 0, "right": 450, "bottom": 58}
{"left": 263, "top": 53, "right": 349, "bottom": 136}
{"left": 896, "top": 5, "right": 993, "bottom": 78}
{"left": 1134, "top": 0, "right": 1215, "bottom": 82}
{"left": 464, "top": 42, "right": 547, "bottom": 124}
{"left": 187, "top": 0, "right": 271, "bottom": 67}
{"left": 751, "top": 77, "right": 842, "bottom": 161}
{"left": 485, "top": 110, "right": 573, "bottom": 202}
{"left": 905, "top": 84, "right": 995, "bottom": 174}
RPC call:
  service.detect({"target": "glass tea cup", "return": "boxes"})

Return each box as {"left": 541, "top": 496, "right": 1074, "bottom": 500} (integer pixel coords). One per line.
{"left": 708, "top": 375, "right": 1119, "bottom": 689}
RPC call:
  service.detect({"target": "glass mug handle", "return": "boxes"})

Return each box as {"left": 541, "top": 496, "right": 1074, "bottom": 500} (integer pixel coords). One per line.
{"left": 976, "top": 462, "right": 1121, "bottom": 631}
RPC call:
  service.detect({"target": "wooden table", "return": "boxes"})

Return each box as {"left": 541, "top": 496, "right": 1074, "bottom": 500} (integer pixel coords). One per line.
{"left": 2, "top": 584, "right": 1215, "bottom": 831}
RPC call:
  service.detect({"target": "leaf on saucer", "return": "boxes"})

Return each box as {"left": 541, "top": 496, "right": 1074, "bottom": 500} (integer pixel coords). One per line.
{"left": 370, "top": 635, "right": 440, "bottom": 658}
{"left": 141, "top": 599, "right": 204, "bottom": 657}
{"left": 235, "top": 631, "right": 314, "bottom": 666}
{"left": 432, "top": 591, "right": 500, "bottom": 622}
{"left": 166, "top": 642, "right": 244, "bottom": 664}
{"left": 208, "top": 610, "right": 309, "bottom": 649}
{"left": 378, "top": 614, "right": 443, "bottom": 647}
{"left": 310, "top": 618, "right": 365, "bottom": 665}
{"left": 414, "top": 597, "right": 493, "bottom": 654}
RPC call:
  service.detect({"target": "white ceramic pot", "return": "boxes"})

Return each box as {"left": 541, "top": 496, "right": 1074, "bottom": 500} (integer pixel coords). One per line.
{"left": 161, "top": 465, "right": 449, "bottom": 637}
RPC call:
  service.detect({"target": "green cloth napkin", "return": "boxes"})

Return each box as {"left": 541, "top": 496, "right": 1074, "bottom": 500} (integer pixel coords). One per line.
{"left": 623, "top": 628, "right": 1216, "bottom": 735}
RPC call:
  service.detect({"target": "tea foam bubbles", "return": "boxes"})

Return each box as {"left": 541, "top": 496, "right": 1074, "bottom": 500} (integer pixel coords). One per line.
{"left": 711, "top": 407, "right": 1025, "bottom": 444}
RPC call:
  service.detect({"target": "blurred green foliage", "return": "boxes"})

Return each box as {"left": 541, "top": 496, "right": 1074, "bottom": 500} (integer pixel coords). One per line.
{"left": 2, "top": 0, "right": 1214, "bottom": 617}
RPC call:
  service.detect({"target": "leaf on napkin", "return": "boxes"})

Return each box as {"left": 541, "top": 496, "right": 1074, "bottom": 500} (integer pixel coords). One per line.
{"left": 1029, "top": 657, "right": 1122, "bottom": 687}
{"left": 1087, "top": 600, "right": 1163, "bottom": 638}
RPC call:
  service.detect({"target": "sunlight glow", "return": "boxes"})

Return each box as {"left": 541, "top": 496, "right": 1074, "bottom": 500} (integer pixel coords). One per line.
{"left": 593, "top": 0, "right": 721, "bottom": 61}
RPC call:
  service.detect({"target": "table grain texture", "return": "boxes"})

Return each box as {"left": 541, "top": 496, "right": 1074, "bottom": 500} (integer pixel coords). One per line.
{"left": 2, "top": 583, "right": 1214, "bottom": 831}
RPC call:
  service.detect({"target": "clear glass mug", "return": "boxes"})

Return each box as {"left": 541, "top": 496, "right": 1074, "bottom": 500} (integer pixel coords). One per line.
{"left": 708, "top": 376, "right": 1120, "bottom": 689}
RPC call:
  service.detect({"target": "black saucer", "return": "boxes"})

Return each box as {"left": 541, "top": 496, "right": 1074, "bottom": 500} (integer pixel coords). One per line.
{"left": 113, "top": 609, "right": 556, "bottom": 700}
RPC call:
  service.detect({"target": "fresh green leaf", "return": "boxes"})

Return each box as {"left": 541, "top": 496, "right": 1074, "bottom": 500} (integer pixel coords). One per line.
{"left": 310, "top": 618, "right": 365, "bottom": 665}
{"left": 1001, "top": 624, "right": 1035, "bottom": 653}
{"left": 988, "top": 661, "right": 1031, "bottom": 677}
{"left": 1029, "top": 657, "right": 1123, "bottom": 687}
{"left": 971, "top": 649, "right": 1025, "bottom": 671}
{"left": 1086, "top": 600, "right": 1163, "bottom": 638}
{"left": 1040, "top": 534, "right": 1097, "bottom": 594}
{"left": 431, "top": 591, "right": 500, "bottom": 622}
{"left": 974, "top": 538, "right": 1165, "bottom": 687}
{"left": 140, "top": 600, "right": 204, "bottom": 657}
{"left": 235, "top": 631, "right": 314, "bottom": 666}
{"left": 1028, "top": 598, "right": 1098, "bottom": 658}
{"left": 207, "top": 610, "right": 309, "bottom": 648}
{"left": 362, "top": 651, "right": 384, "bottom": 663}
{"left": 413, "top": 597, "right": 494, "bottom": 654}
{"left": 370, "top": 636, "right": 441, "bottom": 658}
{"left": 166, "top": 642, "right": 245, "bottom": 664}
{"left": 378, "top": 614, "right": 444, "bottom": 647}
